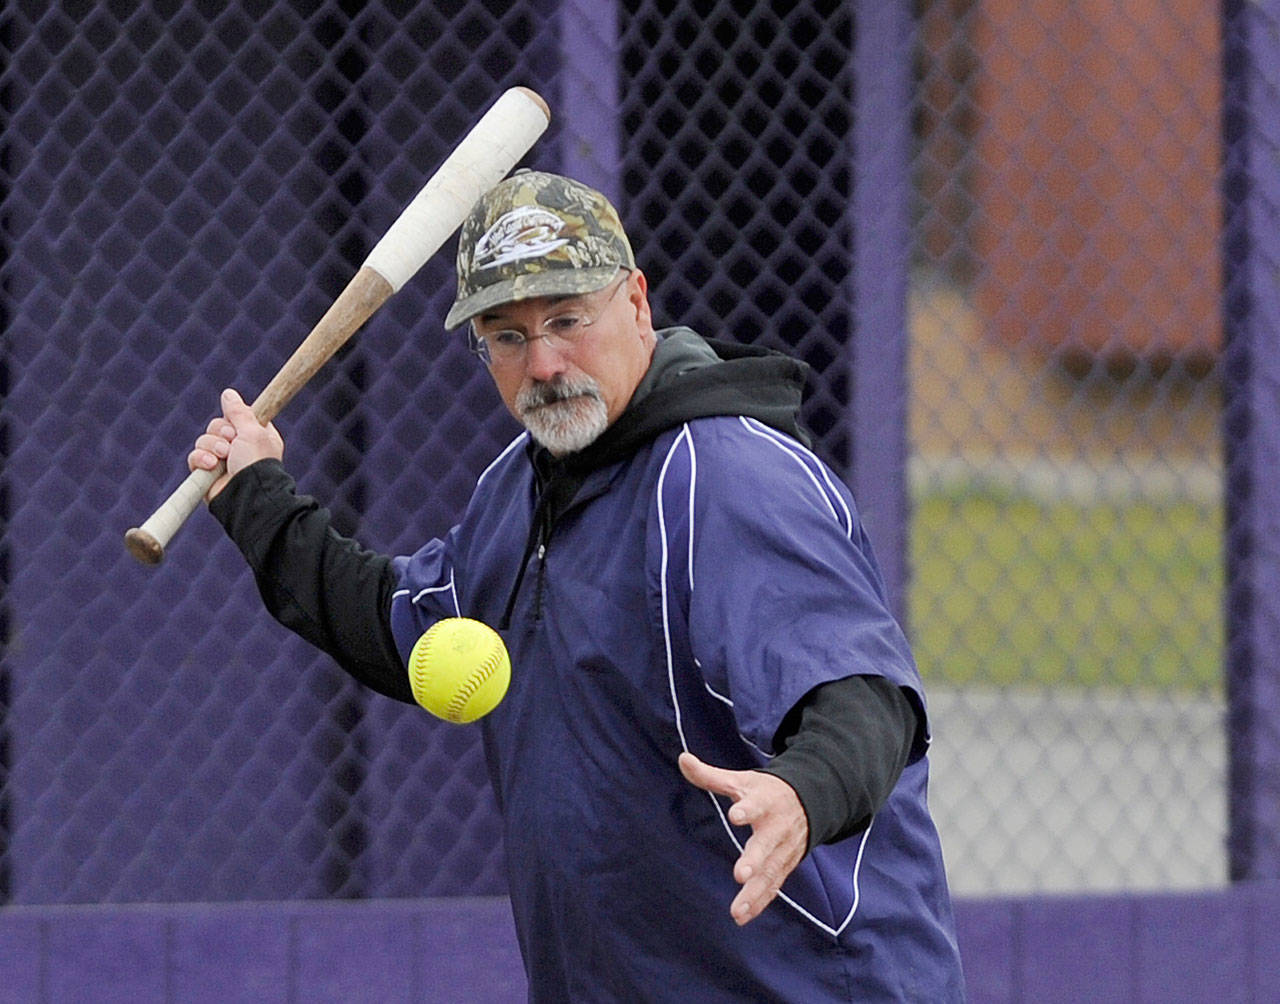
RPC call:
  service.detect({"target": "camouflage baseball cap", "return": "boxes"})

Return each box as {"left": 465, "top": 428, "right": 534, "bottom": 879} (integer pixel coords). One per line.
{"left": 444, "top": 170, "right": 635, "bottom": 329}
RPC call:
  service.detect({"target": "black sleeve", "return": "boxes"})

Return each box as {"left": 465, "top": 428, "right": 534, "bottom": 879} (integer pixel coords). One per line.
{"left": 208, "top": 458, "right": 414, "bottom": 704}
{"left": 758, "top": 674, "right": 918, "bottom": 852}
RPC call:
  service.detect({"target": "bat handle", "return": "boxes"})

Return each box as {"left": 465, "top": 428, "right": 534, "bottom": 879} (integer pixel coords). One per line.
{"left": 124, "top": 463, "right": 223, "bottom": 564}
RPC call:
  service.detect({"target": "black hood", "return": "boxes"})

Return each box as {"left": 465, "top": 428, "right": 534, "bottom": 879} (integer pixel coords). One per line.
{"left": 542, "top": 327, "right": 812, "bottom": 476}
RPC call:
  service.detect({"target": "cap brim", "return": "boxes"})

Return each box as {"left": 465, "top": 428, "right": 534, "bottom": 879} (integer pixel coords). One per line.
{"left": 444, "top": 266, "right": 624, "bottom": 329}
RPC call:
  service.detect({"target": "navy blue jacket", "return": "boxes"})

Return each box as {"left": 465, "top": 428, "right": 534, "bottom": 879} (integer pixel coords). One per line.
{"left": 388, "top": 334, "right": 963, "bottom": 1001}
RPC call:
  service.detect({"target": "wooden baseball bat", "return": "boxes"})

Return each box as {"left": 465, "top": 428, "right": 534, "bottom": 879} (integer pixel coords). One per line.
{"left": 125, "top": 86, "right": 550, "bottom": 565}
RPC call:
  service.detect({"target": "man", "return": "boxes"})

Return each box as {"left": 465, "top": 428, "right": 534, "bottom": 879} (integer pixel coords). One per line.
{"left": 191, "top": 171, "right": 965, "bottom": 1001}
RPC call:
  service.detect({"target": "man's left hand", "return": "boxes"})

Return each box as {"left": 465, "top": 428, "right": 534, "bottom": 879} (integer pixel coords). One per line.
{"left": 678, "top": 751, "right": 809, "bottom": 926}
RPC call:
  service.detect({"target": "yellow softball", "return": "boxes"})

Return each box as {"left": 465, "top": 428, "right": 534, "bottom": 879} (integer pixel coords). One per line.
{"left": 407, "top": 618, "right": 511, "bottom": 724}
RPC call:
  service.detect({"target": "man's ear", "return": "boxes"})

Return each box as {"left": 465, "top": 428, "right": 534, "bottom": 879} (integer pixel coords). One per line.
{"left": 629, "top": 268, "right": 655, "bottom": 340}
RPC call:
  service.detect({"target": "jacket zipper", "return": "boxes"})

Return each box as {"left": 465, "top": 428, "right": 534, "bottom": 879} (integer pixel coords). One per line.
{"left": 532, "top": 473, "right": 555, "bottom": 625}
{"left": 533, "top": 541, "right": 548, "bottom": 622}
{"left": 501, "top": 461, "right": 590, "bottom": 629}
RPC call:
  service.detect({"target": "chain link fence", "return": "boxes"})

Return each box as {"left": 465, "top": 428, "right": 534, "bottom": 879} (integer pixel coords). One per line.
{"left": 0, "top": 0, "right": 1263, "bottom": 905}
{"left": 912, "top": 0, "right": 1227, "bottom": 894}
{"left": 1, "top": 0, "right": 543, "bottom": 903}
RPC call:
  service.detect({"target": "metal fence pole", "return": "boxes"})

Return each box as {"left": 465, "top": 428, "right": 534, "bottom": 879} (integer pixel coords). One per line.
{"left": 850, "top": 0, "right": 913, "bottom": 618}
{"left": 557, "top": 0, "right": 621, "bottom": 204}
{"left": 1223, "top": 0, "right": 1280, "bottom": 883}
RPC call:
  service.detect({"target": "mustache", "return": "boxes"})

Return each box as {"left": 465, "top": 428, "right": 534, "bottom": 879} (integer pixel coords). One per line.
{"left": 516, "top": 376, "right": 604, "bottom": 412}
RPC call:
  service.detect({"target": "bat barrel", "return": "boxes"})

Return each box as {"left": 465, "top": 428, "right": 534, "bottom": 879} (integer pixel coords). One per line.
{"left": 361, "top": 86, "right": 551, "bottom": 292}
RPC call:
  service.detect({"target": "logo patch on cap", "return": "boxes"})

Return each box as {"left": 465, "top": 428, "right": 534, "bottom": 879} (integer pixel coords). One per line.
{"left": 472, "top": 207, "right": 570, "bottom": 270}
{"left": 444, "top": 171, "right": 636, "bottom": 329}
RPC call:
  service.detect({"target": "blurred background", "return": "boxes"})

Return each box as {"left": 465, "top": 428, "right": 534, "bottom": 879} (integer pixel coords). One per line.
{"left": 911, "top": 0, "right": 1225, "bottom": 895}
{"left": 2, "top": 0, "right": 1278, "bottom": 997}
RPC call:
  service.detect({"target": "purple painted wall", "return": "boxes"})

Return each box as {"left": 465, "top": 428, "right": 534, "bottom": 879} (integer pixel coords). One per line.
{"left": 0, "top": 898, "right": 526, "bottom": 1003}
{"left": 3, "top": 884, "right": 1278, "bottom": 1002}
{"left": 954, "top": 884, "right": 1280, "bottom": 1003}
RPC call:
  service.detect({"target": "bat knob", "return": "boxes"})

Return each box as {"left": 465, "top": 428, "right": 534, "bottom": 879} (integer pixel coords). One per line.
{"left": 125, "top": 527, "right": 165, "bottom": 565}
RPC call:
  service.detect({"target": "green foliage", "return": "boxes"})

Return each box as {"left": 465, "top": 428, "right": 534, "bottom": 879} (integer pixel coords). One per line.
{"left": 908, "top": 490, "right": 1224, "bottom": 694}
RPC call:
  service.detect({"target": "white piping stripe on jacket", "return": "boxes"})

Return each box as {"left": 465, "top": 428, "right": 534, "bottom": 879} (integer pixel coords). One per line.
{"left": 393, "top": 569, "right": 461, "bottom": 618}
{"left": 686, "top": 426, "right": 698, "bottom": 591}
{"left": 738, "top": 417, "right": 853, "bottom": 540}
{"left": 656, "top": 425, "right": 694, "bottom": 753}
{"left": 699, "top": 667, "right": 770, "bottom": 757}
{"left": 478, "top": 432, "right": 530, "bottom": 490}
{"left": 657, "top": 421, "right": 866, "bottom": 938}
{"left": 703, "top": 679, "right": 733, "bottom": 706}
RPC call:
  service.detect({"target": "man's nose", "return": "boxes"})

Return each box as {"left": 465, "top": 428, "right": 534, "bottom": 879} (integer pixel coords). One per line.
{"left": 523, "top": 334, "right": 570, "bottom": 381}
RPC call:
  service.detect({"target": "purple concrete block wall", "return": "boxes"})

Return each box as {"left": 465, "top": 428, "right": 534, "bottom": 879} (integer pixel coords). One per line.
{"left": 43, "top": 911, "right": 170, "bottom": 1003}
{"left": 0, "top": 898, "right": 526, "bottom": 1004}
{"left": 3, "top": 885, "right": 1279, "bottom": 1002}
{"left": 950, "top": 883, "right": 1280, "bottom": 1003}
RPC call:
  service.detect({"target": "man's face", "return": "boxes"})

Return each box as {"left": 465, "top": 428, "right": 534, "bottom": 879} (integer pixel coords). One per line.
{"left": 471, "top": 269, "right": 656, "bottom": 455}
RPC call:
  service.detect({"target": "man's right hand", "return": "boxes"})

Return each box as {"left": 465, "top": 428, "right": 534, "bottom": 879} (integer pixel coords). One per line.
{"left": 188, "top": 388, "right": 285, "bottom": 501}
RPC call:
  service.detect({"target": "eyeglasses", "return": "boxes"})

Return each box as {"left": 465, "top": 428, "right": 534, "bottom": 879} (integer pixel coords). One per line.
{"left": 468, "top": 273, "right": 629, "bottom": 367}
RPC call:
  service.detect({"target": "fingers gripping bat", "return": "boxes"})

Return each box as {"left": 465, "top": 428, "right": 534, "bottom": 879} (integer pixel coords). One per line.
{"left": 125, "top": 86, "right": 550, "bottom": 565}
